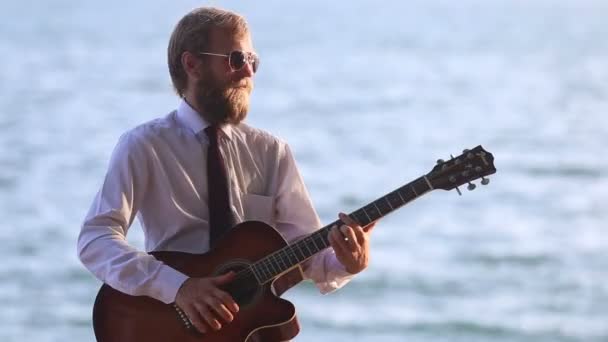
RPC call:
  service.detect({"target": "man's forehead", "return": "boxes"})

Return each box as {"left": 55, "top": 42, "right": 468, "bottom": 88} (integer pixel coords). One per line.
{"left": 208, "top": 27, "right": 253, "bottom": 51}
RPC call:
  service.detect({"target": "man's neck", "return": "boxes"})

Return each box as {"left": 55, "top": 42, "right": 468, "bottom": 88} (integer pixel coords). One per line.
{"left": 183, "top": 95, "right": 213, "bottom": 125}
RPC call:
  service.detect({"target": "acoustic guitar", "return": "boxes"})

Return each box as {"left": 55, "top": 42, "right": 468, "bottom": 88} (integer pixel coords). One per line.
{"left": 92, "top": 145, "right": 496, "bottom": 341}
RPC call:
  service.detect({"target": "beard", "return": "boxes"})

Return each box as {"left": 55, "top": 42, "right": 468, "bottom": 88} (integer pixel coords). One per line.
{"left": 194, "top": 68, "right": 253, "bottom": 125}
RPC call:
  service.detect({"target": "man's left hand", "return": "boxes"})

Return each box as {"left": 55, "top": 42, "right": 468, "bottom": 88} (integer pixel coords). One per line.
{"left": 328, "top": 212, "right": 376, "bottom": 274}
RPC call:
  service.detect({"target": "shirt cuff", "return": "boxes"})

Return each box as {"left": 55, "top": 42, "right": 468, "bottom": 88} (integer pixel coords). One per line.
{"left": 315, "top": 252, "right": 356, "bottom": 294}
{"left": 150, "top": 265, "right": 190, "bottom": 304}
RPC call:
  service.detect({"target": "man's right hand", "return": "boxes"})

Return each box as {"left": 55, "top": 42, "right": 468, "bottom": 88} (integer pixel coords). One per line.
{"left": 174, "top": 272, "right": 239, "bottom": 334}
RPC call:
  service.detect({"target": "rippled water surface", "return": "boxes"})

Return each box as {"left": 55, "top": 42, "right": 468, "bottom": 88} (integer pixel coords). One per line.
{"left": 1, "top": 0, "right": 607, "bottom": 341}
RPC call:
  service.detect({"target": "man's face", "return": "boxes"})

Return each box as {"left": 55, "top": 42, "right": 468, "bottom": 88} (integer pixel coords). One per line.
{"left": 194, "top": 28, "right": 255, "bottom": 125}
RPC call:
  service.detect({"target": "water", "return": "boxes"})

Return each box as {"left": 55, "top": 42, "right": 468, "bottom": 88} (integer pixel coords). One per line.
{"left": 1, "top": 0, "right": 607, "bottom": 341}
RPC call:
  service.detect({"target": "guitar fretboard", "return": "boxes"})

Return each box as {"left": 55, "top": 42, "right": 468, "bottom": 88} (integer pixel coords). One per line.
{"left": 250, "top": 176, "right": 433, "bottom": 283}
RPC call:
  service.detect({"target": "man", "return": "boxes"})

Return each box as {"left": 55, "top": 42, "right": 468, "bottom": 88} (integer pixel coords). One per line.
{"left": 77, "top": 6, "right": 375, "bottom": 336}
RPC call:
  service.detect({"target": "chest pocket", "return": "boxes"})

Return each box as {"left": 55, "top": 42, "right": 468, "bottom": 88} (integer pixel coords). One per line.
{"left": 242, "top": 193, "right": 275, "bottom": 226}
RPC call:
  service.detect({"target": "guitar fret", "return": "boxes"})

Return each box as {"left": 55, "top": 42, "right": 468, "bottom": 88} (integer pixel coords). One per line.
{"left": 388, "top": 191, "right": 403, "bottom": 207}
{"left": 251, "top": 265, "right": 263, "bottom": 283}
{"left": 385, "top": 196, "right": 394, "bottom": 210}
{"left": 396, "top": 189, "right": 406, "bottom": 203}
{"left": 355, "top": 210, "right": 367, "bottom": 225}
{"left": 273, "top": 253, "right": 284, "bottom": 271}
{"left": 373, "top": 202, "right": 383, "bottom": 215}
{"left": 274, "top": 251, "right": 287, "bottom": 273}
{"left": 400, "top": 187, "right": 413, "bottom": 202}
{"left": 303, "top": 240, "right": 313, "bottom": 255}
{"left": 291, "top": 247, "right": 300, "bottom": 265}
{"left": 361, "top": 208, "right": 372, "bottom": 222}
{"left": 365, "top": 204, "right": 379, "bottom": 221}
{"left": 309, "top": 236, "right": 320, "bottom": 252}
{"left": 377, "top": 197, "right": 392, "bottom": 216}
{"left": 410, "top": 185, "right": 418, "bottom": 196}
{"left": 419, "top": 177, "right": 432, "bottom": 195}
{"left": 259, "top": 260, "right": 271, "bottom": 280}
{"left": 294, "top": 243, "right": 306, "bottom": 260}
{"left": 349, "top": 212, "right": 361, "bottom": 226}
{"left": 294, "top": 247, "right": 302, "bottom": 262}
{"left": 286, "top": 248, "right": 297, "bottom": 265}
{"left": 317, "top": 233, "right": 328, "bottom": 248}
{"left": 267, "top": 256, "right": 279, "bottom": 274}
{"left": 313, "top": 234, "right": 322, "bottom": 250}
{"left": 284, "top": 248, "right": 293, "bottom": 265}
{"left": 275, "top": 251, "right": 287, "bottom": 271}
{"left": 252, "top": 265, "right": 263, "bottom": 281}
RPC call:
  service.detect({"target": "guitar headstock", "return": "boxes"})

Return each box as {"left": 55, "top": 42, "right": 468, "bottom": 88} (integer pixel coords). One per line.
{"left": 426, "top": 145, "right": 496, "bottom": 194}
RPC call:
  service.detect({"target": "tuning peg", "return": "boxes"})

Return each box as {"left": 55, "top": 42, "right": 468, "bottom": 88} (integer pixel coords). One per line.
{"left": 455, "top": 186, "right": 462, "bottom": 196}
{"left": 467, "top": 153, "right": 475, "bottom": 159}
{"left": 481, "top": 177, "right": 490, "bottom": 185}
{"left": 437, "top": 159, "right": 445, "bottom": 164}
{"left": 450, "top": 154, "right": 462, "bottom": 165}
{"left": 467, "top": 182, "right": 476, "bottom": 191}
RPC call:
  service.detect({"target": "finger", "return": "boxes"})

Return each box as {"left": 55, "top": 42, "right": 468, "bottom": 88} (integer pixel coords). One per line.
{"left": 340, "top": 225, "right": 358, "bottom": 249}
{"left": 339, "top": 212, "right": 361, "bottom": 229}
{"left": 332, "top": 225, "right": 350, "bottom": 251}
{"left": 363, "top": 222, "right": 377, "bottom": 233}
{"left": 353, "top": 225, "right": 367, "bottom": 246}
{"left": 183, "top": 304, "right": 207, "bottom": 334}
{"left": 195, "top": 302, "right": 222, "bottom": 331}
{"left": 211, "top": 271, "right": 236, "bottom": 286}
{"left": 213, "top": 289, "right": 239, "bottom": 314}
{"left": 206, "top": 296, "right": 234, "bottom": 323}
{"left": 329, "top": 226, "right": 349, "bottom": 256}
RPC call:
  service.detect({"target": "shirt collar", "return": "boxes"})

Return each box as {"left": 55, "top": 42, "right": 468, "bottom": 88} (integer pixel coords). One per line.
{"left": 176, "top": 99, "right": 233, "bottom": 140}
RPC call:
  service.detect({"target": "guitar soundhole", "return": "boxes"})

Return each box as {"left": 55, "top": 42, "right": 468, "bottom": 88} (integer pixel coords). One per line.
{"left": 214, "top": 260, "right": 262, "bottom": 308}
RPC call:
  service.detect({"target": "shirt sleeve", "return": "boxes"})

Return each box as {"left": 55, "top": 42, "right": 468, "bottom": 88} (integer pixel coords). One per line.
{"left": 77, "top": 131, "right": 189, "bottom": 304}
{"left": 273, "top": 143, "right": 355, "bottom": 294}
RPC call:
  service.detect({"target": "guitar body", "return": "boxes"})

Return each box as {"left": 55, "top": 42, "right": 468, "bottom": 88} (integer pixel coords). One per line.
{"left": 93, "top": 221, "right": 304, "bottom": 342}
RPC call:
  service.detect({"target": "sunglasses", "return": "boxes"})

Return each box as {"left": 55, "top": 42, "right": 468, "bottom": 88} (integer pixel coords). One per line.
{"left": 198, "top": 50, "right": 260, "bottom": 73}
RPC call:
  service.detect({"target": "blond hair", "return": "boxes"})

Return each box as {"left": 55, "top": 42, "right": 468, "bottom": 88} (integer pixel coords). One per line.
{"left": 167, "top": 7, "right": 249, "bottom": 97}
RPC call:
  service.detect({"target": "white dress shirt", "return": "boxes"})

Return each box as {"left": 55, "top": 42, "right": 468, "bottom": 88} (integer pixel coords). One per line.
{"left": 77, "top": 99, "right": 353, "bottom": 304}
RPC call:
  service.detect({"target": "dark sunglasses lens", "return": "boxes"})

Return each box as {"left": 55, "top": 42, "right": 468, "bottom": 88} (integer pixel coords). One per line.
{"left": 229, "top": 51, "right": 259, "bottom": 73}
{"left": 229, "top": 51, "right": 247, "bottom": 70}
{"left": 251, "top": 54, "right": 259, "bottom": 73}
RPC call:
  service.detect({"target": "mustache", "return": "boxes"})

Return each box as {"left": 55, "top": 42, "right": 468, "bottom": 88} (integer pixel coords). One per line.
{"left": 228, "top": 80, "right": 253, "bottom": 91}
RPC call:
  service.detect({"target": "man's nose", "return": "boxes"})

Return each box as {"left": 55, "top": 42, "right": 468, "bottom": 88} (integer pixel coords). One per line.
{"left": 238, "top": 60, "right": 255, "bottom": 78}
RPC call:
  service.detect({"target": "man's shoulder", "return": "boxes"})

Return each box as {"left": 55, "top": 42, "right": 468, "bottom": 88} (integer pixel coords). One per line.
{"left": 233, "top": 122, "right": 287, "bottom": 150}
{"left": 120, "top": 111, "right": 178, "bottom": 144}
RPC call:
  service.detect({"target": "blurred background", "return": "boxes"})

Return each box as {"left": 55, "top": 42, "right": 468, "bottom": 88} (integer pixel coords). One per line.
{"left": 1, "top": 0, "right": 607, "bottom": 341}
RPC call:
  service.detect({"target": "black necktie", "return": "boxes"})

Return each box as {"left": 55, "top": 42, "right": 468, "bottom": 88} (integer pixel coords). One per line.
{"left": 205, "top": 126, "right": 233, "bottom": 247}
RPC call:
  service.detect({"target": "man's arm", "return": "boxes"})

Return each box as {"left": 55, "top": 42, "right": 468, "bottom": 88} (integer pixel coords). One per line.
{"left": 77, "top": 131, "right": 188, "bottom": 304}
{"left": 273, "top": 143, "right": 355, "bottom": 293}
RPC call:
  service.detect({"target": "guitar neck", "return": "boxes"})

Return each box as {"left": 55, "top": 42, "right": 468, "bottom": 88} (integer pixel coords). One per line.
{"left": 250, "top": 175, "right": 434, "bottom": 284}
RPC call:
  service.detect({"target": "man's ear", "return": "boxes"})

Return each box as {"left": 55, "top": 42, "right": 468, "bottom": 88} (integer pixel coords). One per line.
{"left": 181, "top": 51, "right": 202, "bottom": 79}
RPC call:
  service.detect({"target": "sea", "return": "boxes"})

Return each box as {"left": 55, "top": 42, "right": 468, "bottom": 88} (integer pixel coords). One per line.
{"left": 1, "top": 0, "right": 607, "bottom": 341}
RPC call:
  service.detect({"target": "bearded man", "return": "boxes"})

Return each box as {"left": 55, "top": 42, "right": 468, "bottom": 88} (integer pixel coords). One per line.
{"left": 77, "top": 6, "right": 375, "bottom": 337}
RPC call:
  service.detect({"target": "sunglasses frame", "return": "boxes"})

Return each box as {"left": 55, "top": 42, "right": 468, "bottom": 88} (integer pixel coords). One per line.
{"left": 198, "top": 50, "right": 259, "bottom": 73}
